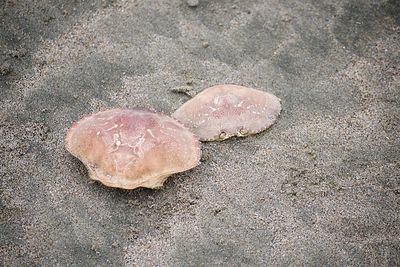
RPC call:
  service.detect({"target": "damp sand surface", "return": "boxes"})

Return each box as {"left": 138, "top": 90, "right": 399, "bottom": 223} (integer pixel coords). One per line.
{"left": 1, "top": 0, "right": 399, "bottom": 265}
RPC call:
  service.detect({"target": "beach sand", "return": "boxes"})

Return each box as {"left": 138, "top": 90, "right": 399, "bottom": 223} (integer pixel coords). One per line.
{"left": 1, "top": 0, "right": 399, "bottom": 265}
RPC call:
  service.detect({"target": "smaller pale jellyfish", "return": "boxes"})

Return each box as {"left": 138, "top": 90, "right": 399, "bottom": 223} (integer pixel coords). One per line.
{"left": 172, "top": 84, "right": 282, "bottom": 141}
{"left": 65, "top": 108, "right": 201, "bottom": 189}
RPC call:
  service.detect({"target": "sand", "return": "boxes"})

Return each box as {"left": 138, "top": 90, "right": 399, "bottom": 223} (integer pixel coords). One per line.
{"left": 1, "top": 0, "right": 399, "bottom": 265}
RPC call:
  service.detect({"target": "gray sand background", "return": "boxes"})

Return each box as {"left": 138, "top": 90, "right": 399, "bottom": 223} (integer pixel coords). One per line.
{"left": 1, "top": 0, "right": 399, "bottom": 265}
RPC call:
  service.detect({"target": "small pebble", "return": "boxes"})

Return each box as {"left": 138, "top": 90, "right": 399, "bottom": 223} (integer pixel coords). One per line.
{"left": 170, "top": 86, "right": 193, "bottom": 97}
{"left": 186, "top": 0, "right": 199, "bottom": 7}
{"left": 202, "top": 42, "right": 209, "bottom": 48}
{"left": 0, "top": 62, "right": 11, "bottom": 75}
{"left": 9, "top": 48, "right": 27, "bottom": 58}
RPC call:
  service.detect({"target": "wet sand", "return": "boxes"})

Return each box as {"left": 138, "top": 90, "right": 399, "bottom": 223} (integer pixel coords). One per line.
{"left": 1, "top": 0, "right": 399, "bottom": 265}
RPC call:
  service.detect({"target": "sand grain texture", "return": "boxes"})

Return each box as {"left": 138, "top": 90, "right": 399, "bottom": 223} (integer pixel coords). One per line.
{"left": 1, "top": 0, "right": 399, "bottom": 266}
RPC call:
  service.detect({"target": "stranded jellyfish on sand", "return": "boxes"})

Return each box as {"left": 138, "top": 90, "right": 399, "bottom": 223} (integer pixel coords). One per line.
{"left": 172, "top": 84, "right": 281, "bottom": 141}
{"left": 65, "top": 108, "right": 201, "bottom": 189}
